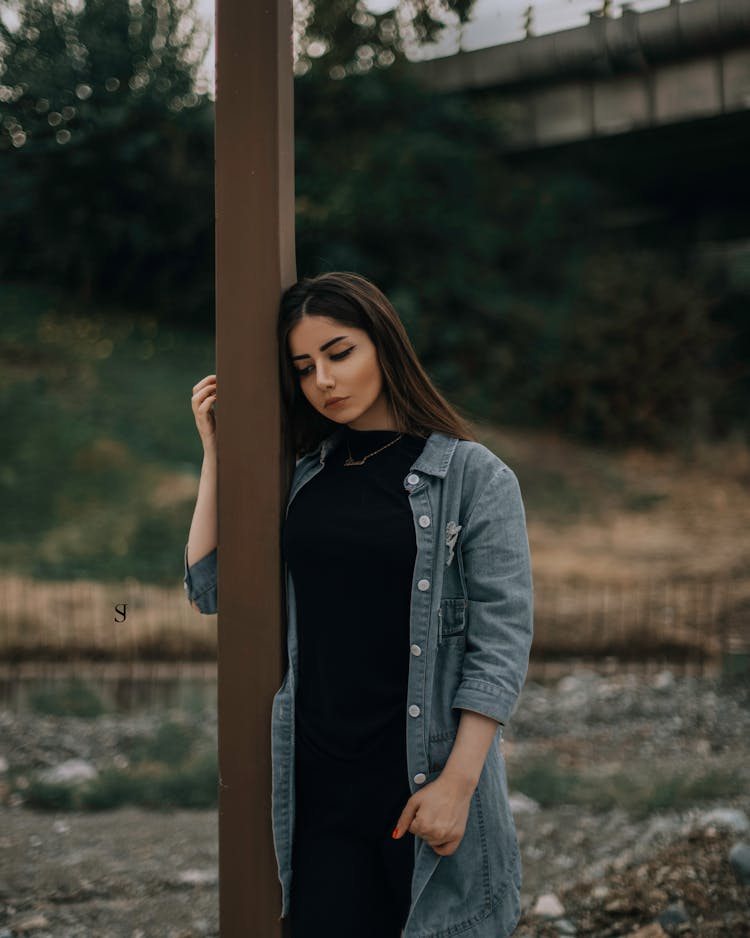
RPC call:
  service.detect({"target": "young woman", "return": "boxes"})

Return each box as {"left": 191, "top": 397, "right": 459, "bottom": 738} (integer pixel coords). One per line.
{"left": 183, "top": 271, "right": 534, "bottom": 938}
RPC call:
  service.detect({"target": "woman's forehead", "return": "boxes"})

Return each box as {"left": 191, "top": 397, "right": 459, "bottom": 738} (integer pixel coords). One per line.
{"left": 289, "top": 316, "right": 364, "bottom": 347}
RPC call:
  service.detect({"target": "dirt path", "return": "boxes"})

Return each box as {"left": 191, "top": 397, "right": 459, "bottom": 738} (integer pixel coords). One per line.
{"left": 1, "top": 806, "right": 218, "bottom": 937}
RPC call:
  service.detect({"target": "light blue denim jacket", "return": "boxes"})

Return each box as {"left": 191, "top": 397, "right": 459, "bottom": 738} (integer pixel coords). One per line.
{"left": 183, "top": 426, "right": 534, "bottom": 938}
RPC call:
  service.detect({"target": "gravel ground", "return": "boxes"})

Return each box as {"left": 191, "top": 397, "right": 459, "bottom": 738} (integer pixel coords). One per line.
{"left": 1, "top": 666, "right": 749, "bottom": 937}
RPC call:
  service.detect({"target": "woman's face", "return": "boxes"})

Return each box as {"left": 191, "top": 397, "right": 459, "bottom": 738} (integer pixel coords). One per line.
{"left": 287, "top": 315, "right": 396, "bottom": 430}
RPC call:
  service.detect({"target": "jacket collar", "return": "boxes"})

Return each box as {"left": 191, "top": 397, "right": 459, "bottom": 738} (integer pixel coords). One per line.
{"left": 318, "top": 426, "right": 459, "bottom": 478}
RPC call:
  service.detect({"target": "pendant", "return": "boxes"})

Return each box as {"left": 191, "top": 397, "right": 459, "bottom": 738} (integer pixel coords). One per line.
{"left": 343, "top": 455, "right": 367, "bottom": 467}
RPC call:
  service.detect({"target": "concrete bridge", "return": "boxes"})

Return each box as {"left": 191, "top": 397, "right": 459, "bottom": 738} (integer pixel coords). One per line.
{"left": 408, "top": 0, "right": 750, "bottom": 152}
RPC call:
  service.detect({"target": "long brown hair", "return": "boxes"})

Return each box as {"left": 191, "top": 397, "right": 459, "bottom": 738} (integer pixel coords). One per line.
{"left": 278, "top": 271, "right": 479, "bottom": 457}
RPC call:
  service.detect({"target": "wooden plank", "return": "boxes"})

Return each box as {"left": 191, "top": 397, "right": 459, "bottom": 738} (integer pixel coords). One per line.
{"left": 215, "top": 0, "right": 296, "bottom": 934}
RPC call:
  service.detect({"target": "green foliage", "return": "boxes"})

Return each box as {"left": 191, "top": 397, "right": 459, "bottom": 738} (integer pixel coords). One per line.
{"left": 21, "top": 714, "right": 218, "bottom": 810}
{"left": 293, "top": 62, "right": 735, "bottom": 445}
{"left": 76, "top": 765, "right": 156, "bottom": 810}
{"left": 0, "top": 0, "right": 214, "bottom": 320}
{"left": 0, "top": 281, "right": 214, "bottom": 581}
{"left": 294, "top": 61, "right": 520, "bottom": 423}
{"left": 535, "top": 248, "right": 726, "bottom": 447}
{"left": 121, "top": 718, "right": 195, "bottom": 768}
{"left": 28, "top": 677, "right": 106, "bottom": 717}
{"left": 297, "top": 0, "right": 476, "bottom": 75}
{"left": 77, "top": 749, "right": 218, "bottom": 810}
{"left": 0, "top": 0, "right": 748, "bottom": 466}
{"left": 153, "top": 749, "right": 219, "bottom": 808}
{"left": 512, "top": 755, "right": 582, "bottom": 807}
{"left": 24, "top": 778, "right": 76, "bottom": 810}
{"left": 511, "top": 755, "right": 746, "bottom": 819}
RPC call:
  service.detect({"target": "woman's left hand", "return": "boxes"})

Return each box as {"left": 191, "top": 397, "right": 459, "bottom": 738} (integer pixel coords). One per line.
{"left": 392, "top": 774, "right": 473, "bottom": 855}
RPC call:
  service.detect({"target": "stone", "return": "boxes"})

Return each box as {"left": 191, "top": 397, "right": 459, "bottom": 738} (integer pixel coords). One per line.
{"left": 652, "top": 670, "right": 675, "bottom": 690}
{"left": 509, "top": 791, "right": 541, "bottom": 814}
{"left": 532, "top": 893, "right": 565, "bottom": 918}
{"left": 729, "top": 842, "right": 750, "bottom": 885}
{"left": 554, "top": 918, "right": 577, "bottom": 935}
{"left": 37, "top": 758, "right": 98, "bottom": 786}
{"left": 557, "top": 676, "right": 581, "bottom": 694}
{"left": 630, "top": 925, "right": 667, "bottom": 938}
{"left": 173, "top": 868, "right": 218, "bottom": 887}
{"left": 11, "top": 913, "right": 50, "bottom": 931}
{"left": 698, "top": 808, "right": 749, "bottom": 833}
{"left": 656, "top": 900, "right": 689, "bottom": 926}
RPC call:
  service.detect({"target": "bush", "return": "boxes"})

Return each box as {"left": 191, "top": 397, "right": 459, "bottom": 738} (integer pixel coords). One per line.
{"left": 121, "top": 719, "right": 195, "bottom": 768}
{"left": 78, "top": 750, "right": 218, "bottom": 810}
{"left": 24, "top": 778, "right": 76, "bottom": 810}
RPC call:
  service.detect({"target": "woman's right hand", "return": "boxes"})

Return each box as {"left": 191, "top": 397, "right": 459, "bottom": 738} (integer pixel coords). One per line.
{"left": 191, "top": 374, "right": 217, "bottom": 450}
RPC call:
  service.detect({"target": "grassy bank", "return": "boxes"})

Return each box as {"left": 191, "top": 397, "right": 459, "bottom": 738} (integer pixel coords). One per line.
{"left": 2, "top": 279, "right": 749, "bottom": 662}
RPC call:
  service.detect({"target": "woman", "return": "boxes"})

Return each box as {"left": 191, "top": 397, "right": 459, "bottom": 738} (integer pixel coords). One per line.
{"left": 183, "top": 271, "right": 534, "bottom": 938}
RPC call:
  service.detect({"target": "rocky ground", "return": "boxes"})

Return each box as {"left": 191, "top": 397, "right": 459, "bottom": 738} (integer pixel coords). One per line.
{"left": 0, "top": 665, "right": 748, "bottom": 937}
{"left": 508, "top": 667, "right": 750, "bottom": 937}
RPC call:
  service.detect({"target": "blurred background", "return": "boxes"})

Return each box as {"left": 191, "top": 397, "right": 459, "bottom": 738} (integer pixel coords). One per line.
{"left": 1, "top": 0, "right": 749, "bottom": 935}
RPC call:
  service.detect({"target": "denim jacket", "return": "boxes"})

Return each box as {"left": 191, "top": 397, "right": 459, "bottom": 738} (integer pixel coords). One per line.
{"left": 183, "top": 426, "right": 534, "bottom": 938}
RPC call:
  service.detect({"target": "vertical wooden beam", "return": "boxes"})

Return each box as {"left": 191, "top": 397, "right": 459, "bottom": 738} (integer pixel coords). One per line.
{"left": 215, "top": 0, "right": 296, "bottom": 934}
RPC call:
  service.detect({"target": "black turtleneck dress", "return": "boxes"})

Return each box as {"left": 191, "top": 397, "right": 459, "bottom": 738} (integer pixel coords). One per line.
{"left": 281, "top": 424, "right": 427, "bottom": 871}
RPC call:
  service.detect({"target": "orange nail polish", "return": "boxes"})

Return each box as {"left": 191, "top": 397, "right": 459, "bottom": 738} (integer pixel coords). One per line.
{"left": 392, "top": 827, "right": 399, "bottom": 838}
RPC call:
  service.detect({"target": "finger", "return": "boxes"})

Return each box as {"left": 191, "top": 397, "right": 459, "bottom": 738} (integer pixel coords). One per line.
{"left": 193, "top": 388, "right": 217, "bottom": 411}
{"left": 434, "top": 839, "right": 458, "bottom": 856}
{"left": 192, "top": 374, "right": 217, "bottom": 393}
{"left": 393, "top": 798, "right": 420, "bottom": 839}
{"left": 193, "top": 382, "right": 216, "bottom": 401}
{"left": 198, "top": 394, "right": 217, "bottom": 414}
{"left": 192, "top": 385, "right": 217, "bottom": 405}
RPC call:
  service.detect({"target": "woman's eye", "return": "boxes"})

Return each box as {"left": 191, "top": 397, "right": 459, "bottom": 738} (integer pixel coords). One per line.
{"left": 294, "top": 347, "right": 354, "bottom": 377}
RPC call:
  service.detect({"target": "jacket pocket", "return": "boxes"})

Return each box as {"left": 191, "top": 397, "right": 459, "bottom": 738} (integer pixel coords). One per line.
{"left": 408, "top": 783, "right": 493, "bottom": 936}
{"left": 437, "top": 597, "right": 467, "bottom": 645}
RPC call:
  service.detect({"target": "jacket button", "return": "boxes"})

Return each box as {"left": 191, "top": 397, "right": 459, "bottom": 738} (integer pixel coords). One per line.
{"left": 407, "top": 473, "right": 420, "bottom": 485}
{"left": 410, "top": 644, "right": 422, "bottom": 656}
{"left": 414, "top": 773, "right": 426, "bottom": 784}
{"left": 408, "top": 704, "right": 421, "bottom": 717}
{"left": 418, "top": 515, "right": 430, "bottom": 527}
{"left": 417, "top": 578, "right": 430, "bottom": 591}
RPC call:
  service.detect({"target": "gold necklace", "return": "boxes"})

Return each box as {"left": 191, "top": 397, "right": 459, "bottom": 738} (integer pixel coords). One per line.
{"left": 344, "top": 433, "right": 404, "bottom": 467}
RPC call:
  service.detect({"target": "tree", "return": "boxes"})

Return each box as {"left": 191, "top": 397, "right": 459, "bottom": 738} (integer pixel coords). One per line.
{"left": 0, "top": 0, "right": 214, "bottom": 314}
{"left": 295, "top": 0, "right": 477, "bottom": 76}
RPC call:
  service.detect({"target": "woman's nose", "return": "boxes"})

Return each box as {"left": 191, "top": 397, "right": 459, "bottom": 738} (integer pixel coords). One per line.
{"left": 315, "top": 363, "right": 334, "bottom": 388}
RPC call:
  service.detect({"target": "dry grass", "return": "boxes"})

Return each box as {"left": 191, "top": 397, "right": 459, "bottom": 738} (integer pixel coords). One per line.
{"left": 475, "top": 422, "right": 750, "bottom": 584}
{"left": 476, "top": 422, "right": 750, "bottom": 660}
{"left": 0, "top": 574, "right": 216, "bottom": 661}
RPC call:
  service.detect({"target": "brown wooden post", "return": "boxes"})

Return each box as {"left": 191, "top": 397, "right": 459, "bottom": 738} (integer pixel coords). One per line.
{"left": 215, "top": 0, "right": 297, "bottom": 934}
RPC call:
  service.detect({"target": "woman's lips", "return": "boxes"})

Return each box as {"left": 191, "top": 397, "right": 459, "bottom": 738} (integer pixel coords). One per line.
{"left": 325, "top": 397, "right": 348, "bottom": 408}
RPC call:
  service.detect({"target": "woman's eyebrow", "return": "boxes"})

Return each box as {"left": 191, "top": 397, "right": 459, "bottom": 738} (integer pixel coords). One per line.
{"left": 291, "top": 336, "right": 349, "bottom": 360}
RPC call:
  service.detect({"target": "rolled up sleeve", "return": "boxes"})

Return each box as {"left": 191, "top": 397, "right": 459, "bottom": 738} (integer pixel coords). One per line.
{"left": 183, "top": 542, "right": 218, "bottom": 615}
{"left": 451, "top": 465, "right": 533, "bottom": 726}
